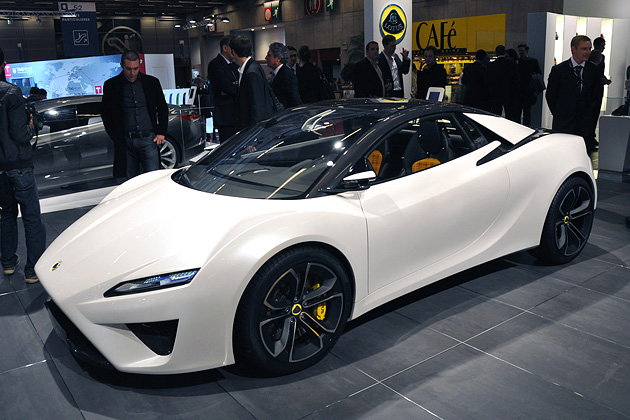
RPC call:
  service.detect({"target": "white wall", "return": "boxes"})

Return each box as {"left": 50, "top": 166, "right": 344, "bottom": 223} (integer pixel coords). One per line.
{"left": 144, "top": 53, "right": 176, "bottom": 89}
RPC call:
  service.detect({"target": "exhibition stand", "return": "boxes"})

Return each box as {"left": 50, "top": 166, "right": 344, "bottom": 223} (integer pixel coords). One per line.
{"left": 598, "top": 115, "right": 630, "bottom": 172}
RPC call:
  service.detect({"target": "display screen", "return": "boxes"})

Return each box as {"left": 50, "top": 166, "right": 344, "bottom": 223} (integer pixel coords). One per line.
{"left": 4, "top": 55, "right": 122, "bottom": 98}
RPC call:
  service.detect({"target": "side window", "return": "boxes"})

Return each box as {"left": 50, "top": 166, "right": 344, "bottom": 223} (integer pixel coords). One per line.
{"left": 76, "top": 101, "right": 102, "bottom": 126}
{"left": 41, "top": 105, "right": 77, "bottom": 133}
{"left": 364, "top": 114, "right": 482, "bottom": 183}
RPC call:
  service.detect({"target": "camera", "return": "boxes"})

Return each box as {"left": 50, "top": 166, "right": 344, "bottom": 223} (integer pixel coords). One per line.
{"left": 25, "top": 102, "right": 44, "bottom": 133}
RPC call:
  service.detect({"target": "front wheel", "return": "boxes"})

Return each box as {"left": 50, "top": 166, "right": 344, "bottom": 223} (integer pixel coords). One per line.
{"left": 530, "top": 176, "right": 594, "bottom": 264}
{"left": 234, "top": 246, "right": 352, "bottom": 375}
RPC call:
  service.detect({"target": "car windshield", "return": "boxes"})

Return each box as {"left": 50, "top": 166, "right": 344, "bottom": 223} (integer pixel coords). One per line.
{"left": 175, "top": 105, "right": 396, "bottom": 199}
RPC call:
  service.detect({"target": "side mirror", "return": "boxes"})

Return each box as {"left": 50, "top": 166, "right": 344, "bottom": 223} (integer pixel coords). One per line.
{"left": 319, "top": 170, "right": 376, "bottom": 194}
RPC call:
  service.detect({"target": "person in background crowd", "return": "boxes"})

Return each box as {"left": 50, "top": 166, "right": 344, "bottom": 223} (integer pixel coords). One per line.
{"left": 207, "top": 35, "right": 239, "bottom": 142}
{"left": 101, "top": 50, "right": 169, "bottom": 179}
{"left": 506, "top": 48, "right": 519, "bottom": 62}
{"left": 416, "top": 46, "right": 446, "bottom": 100}
{"left": 546, "top": 35, "right": 600, "bottom": 153}
{"left": 287, "top": 46, "right": 298, "bottom": 75}
{"left": 26, "top": 87, "right": 41, "bottom": 102}
{"left": 266, "top": 42, "right": 302, "bottom": 108}
{"left": 589, "top": 36, "right": 612, "bottom": 148}
{"left": 517, "top": 43, "right": 542, "bottom": 126}
{"left": 0, "top": 47, "right": 46, "bottom": 284}
{"left": 353, "top": 41, "right": 386, "bottom": 98}
{"left": 462, "top": 49, "right": 489, "bottom": 111}
{"left": 296, "top": 45, "right": 323, "bottom": 103}
{"left": 486, "top": 44, "right": 520, "bottom": 122}
{"left": 230, "top": 35, "right": 274, "bottom": 129}
{"left": 378, "top": 35, "right": 410, "bottom": 98}
{"left": 38, "top": 88, "right": 47, "bottom": 100}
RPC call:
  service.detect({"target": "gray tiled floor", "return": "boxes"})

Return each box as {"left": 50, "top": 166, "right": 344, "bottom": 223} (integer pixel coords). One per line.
{"left": 1, "top": 175, "right": 629, "bottom": 420}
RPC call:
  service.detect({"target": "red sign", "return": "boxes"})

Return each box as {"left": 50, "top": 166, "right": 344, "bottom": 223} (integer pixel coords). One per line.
{"left": 264, "top": 6, "right": 272, "bottom": 21}
{"left": 305, "top": 0, "right": 322, "bottom": 15}
{"left": 95, "top": 85, "right": 102, "bottom": 94}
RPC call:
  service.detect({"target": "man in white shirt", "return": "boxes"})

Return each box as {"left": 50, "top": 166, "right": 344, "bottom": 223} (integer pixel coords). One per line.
{"left": 377, "top": 35, "right": 411, "bottom": 98}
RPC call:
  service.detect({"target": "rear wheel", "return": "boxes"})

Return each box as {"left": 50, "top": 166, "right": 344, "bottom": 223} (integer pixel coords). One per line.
{"left": 234, "top": 246, "right": 351, "bottom": 375}
{"left": 159, "top": 137, "right": 180, "bottom": 169}
{"left": 530, "top": 176, "right": 594, "bottom": 264}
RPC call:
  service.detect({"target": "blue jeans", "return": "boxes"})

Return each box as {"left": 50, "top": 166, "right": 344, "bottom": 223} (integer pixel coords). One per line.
{"left": 0, "top": 168, "right": 46, "bottom": 278}
{"left": 126, "top": 134, "right": 160, "bottom": 179}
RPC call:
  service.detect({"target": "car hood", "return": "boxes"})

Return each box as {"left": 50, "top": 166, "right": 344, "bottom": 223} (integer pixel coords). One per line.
{"left": 36, "top": 170, "right": 295, "bottom": 298}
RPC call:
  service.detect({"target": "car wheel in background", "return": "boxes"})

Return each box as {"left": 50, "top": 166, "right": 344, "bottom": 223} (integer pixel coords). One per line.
{"left": 234, "top": 246, "right": 352, "bottom": 375}
{"left": 160, "top": 137, "right": 180, "bottom": 169}
{"left": 531, "top": 176, "right": 594, "bottom": 264}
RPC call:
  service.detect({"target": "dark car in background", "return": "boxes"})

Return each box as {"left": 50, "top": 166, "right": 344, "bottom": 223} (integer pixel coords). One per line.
{"left": 32, "top": 95, "right": 205, "bottom": 194}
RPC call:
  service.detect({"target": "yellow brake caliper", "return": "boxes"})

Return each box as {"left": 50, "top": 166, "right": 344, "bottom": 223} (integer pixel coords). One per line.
{"left": 312, "top": 283, "right": 327, "bottom": 321}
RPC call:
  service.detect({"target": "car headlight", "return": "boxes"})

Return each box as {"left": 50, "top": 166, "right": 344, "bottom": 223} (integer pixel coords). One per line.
{"left": 104, "top": 270, "right": 199, "bottom": 297}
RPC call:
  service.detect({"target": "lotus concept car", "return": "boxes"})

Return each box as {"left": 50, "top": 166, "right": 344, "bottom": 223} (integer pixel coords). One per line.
{"left": 37, "top": 99, "right": 596, "bottom": 375}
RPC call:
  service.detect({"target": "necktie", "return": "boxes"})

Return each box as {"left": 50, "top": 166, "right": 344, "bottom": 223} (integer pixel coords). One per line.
{"left": 574, "top": 65, "right": 583, "bottom": 93}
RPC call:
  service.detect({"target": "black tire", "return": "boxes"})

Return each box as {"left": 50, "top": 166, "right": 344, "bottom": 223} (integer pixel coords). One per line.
{"left": 530, "top": 176, "right": 594, "bottom": 264}
{"left": 159, "top": 137, "right": 180, "bottom": 169}
{"left": 234, "top": 246, "right": 352, "bottom": 375}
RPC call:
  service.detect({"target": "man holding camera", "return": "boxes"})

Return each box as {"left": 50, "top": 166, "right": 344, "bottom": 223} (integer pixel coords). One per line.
{"left": 0, "top": 48, "right": 46, "bottom": 284}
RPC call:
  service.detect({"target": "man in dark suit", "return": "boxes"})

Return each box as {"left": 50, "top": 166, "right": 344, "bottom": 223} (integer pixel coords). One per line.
{"left": 462, "top": 49, "right": 489, "bottom": 111}
{"left": 485, "top": 45, "right": 520, "bottom": 122}
{"left": 517, "top": 44, "right": 542, "bottom": 126}
{"left": 266, "top": 42, "right": 302, "bottom": 108}
{"left": 353, "top": 41, "right": 386, "bottom": 98}
{"left": 546, "top": 35, "right": 600, "bottom": 152}
{"left": 102, "top": 50, "right": 168, "bottom": 179}
{"left": 230, "top": 35, "right": 274, "bottom": 130}
{"left": 416, "top": 46, "right": 447, "bottom": 100}
{"left": 207, "top": 35, "right": 239, "bottom": 142}
{"left": 378, "top": 35, "right": 410, "bottom": 98}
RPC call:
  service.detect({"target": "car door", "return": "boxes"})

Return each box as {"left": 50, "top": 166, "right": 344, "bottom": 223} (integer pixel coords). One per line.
{"left": 75, "top": 99, "right": 114, "bottom": 181}
{"left": 32, "top": 104, "right": 82, "bottom": 191}
{"left": 357, "top": 114, "right": 510, "bottom": 294}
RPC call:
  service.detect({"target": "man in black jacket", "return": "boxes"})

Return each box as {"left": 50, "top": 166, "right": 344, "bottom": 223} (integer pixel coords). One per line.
{"left": 485, "top": 45, "right": 520, "bottom": 121}
{"left": 0, "top": 48, "right": 46, "bottom": 284}
{"left": 378, "top": 35, "right": 411, "bottom": 98}
{"left": 462, "top": 49, "right": 489, "bottom": 111}
{"left": 230, "top": 36, "right": 274, "bottom": 130}
{"left": 546, "top": 35, "right": 600, "bottom": 152}
{"left": 266, "top": 42, "right": 302, "bottom": 108}
{"left": 416, "top": 46, "right": 446, "bottom": 100}
{"left": 353, "top": 41, "right": 386, "bottom": 98}
{"left": 207, "top": 35, "right": 239, "bottom": 142}
{"left": 517, "top": 44, "right": 542, "bottom": 126}
{"left": 101, "top": 50, "right": 169, "bottom": 179}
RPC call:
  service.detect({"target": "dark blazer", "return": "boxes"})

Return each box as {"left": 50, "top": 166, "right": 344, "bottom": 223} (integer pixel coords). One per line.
{"left": 462, "top": 61, "right": 488, "bottom": 110}
{"left": 377, "top": 52, "right": 411, "bottom": 97}
{"left": 207, "top": 53, "right": 239, "bottom": 126}
{"left": 101, "top": 72, "right": 168, "bottom": 177}
{"left": 517, "top": 56, "right": 542, "bottom": 103}
{"left": 237, "top": 59, "right": 274, "bottom": 130}
{"left": 353, "top": 58, "right": 384, "bottom": 98}
{"left": 416, "top": 63, "right": 447, "bottom": 100}
{"left": 297, "top": 62, "right": 322, "bottom": 103}
{"left": 271, "top": 64, "right": 302, "bottom": 108}
{"left": 546, "top": 59, "right": 599, "bottom": 141}
{"left": 485, "top": 57, "right": 519, "bottom": 106}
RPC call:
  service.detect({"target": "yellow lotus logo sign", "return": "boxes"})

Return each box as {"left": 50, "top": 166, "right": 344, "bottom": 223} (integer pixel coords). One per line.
{"left": 380, "top": 4, "right": 407, "bottom": 43}
{"left": 51, "top": 261, "right": 62, "bottom": 271}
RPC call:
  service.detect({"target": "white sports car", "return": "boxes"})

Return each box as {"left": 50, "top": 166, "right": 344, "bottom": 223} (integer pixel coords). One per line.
{"left": 37, "top": 99, "right": 596, "bottom": 375}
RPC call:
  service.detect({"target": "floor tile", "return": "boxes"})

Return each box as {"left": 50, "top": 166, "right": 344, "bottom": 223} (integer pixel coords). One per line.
{"left": 301, "top": 383, "right": 437, "bottom": 419}
{"left": 0, "top": 292, "right": 48, "bottom": 373}
{"left": 385, "top": 344, "right": 628, "bottom": 420}
{"left": 53, "top": 354, "right": 253, "bottom": 420}
{"left": 531, "top": 285, "right": 630, "bottom": 347}
{"left": 580, "top": 265, "right": 630, "bottom": 301}
{"left": 332, "top": 311, "right": 459, "bottom": 380}
{"left": 394, "top": 286, "right": 523, "bottom": 341}
{"left": 0, "top": 360, "right": 84, "bottom": 420}
{"left": 466, "top": 312, "right": 630, "bottom": 416}
{"left": 218, "top": 355, "right": 376, "bottom": 420}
